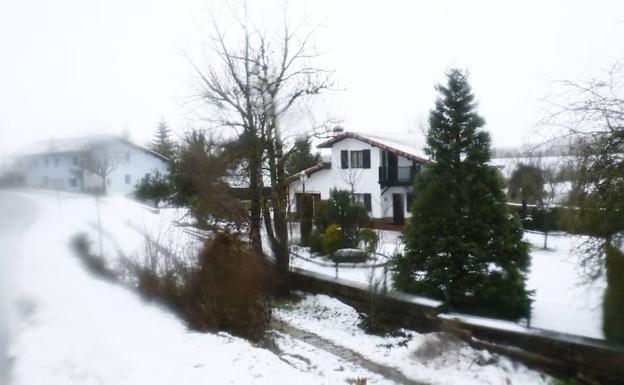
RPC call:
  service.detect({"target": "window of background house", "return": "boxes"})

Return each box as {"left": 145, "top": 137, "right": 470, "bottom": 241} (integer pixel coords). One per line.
{"left": 349, "top": 149, "right": 370, "bottom": 169}
{"left": 44, "top": 157, "right": 49, "bottom": 167}
{"left": 72, "top": 156, "right": 78, "bottom": 166}
{"left": 69, "top": 178, "right": 77, "bottom": 187}
{"left": 124, "top": 174, "right": 131, "bottom": 184}
{"left": 353, "top": 193, "right": 372, "bottom": 212}
{"left": 350, "top": 151, "right": 364, "bottom": 168}
{"left": 54, "top": 157, "right": 59, "bottom": 166}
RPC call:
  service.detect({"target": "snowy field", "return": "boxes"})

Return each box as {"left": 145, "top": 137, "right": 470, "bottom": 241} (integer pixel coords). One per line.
{"left": 0, "top": 189, "right": 607, "bottom": 384}
{"left": 0, "top": 190, "right": 404, "bottom": 384}
{"left": 292, "top": 229, "right": 606, "bottom": 340}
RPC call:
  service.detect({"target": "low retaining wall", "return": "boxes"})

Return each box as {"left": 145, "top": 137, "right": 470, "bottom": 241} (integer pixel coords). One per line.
{"left": 290, "top": 268, "right": 624, "bottom": 385}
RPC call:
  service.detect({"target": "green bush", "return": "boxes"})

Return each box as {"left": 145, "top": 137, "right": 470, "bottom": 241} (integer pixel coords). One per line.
{"left": 330, "top": 249, "right": 369, "bottom": 264}
{"left": 323, "top": 224, "right": 344, "bottom": 254}
{"left": 134, "top": 170, "right": 172, "bottom": 208}
{"left": 327, "top": 189, "right": 370, "bottom": 248}
{"left": 603, "top": 246, "right": 624, "bottom": 344}
{"left": 308, "top": 229, "right": 324, "bottom": 254}
{"left": 314, "top": 200, "right": 330, "bottom": 234}
{"left": 358, "top": 228, "right": 379, "bottom": 253}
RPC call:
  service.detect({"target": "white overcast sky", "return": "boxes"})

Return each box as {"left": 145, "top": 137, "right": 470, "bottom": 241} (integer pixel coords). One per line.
{"left": 0, "top": 0, "right": 623, "bottom": 156}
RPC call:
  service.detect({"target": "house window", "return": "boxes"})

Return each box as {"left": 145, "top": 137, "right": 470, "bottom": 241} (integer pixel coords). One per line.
{"left": 125, "top": 174, "right": 131, "bottom": 184}
{"left": 33, "top": 158, "right": 38, "bottom": 167}
{"left": 54, "top": 157, "right": 59, "bottom": 166}
{"left": 69, "top": 178, "right": 77, "bottom": 188}
{"left": 72, "top": 156, "right": 78, "bottom": 166}
{"left": 353, "top": 193, "right": 372, "bottom": 212}
{"left": 348, "top": 149, "right": 370, "bottom": 169}
{"left": 350, "top": 151, "right": 364, "bottom": 168}
{"left": 44, "top": 157, "right": 49, "bottom": 167}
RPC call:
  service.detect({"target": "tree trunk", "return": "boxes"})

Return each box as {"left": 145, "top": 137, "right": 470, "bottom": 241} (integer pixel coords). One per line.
{"left": 264, "top": 119, "right": 290, "bottom": 295}
{"left": 248, "top": 155, "right": 263, "bottom": 256}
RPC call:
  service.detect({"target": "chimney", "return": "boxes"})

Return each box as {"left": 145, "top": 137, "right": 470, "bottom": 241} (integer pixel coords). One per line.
{"left": 332, "top": 125, "right": 344, "bottom": 136}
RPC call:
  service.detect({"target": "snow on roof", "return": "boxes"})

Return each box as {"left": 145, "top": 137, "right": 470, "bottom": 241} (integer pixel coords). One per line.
{"left": 21, "top": 135, "right": 169, "bottom": 161}
{"left": 318, "top": 131, "right": 430, "bottom": 163}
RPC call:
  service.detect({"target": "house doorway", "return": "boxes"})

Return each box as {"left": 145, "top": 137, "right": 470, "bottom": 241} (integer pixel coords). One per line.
{"left": 392, "top": 193, "right": 404, "bottom": 225}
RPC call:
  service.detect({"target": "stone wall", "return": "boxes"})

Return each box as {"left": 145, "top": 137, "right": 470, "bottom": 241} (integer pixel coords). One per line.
{"left": 290, "top": 268, "right": 624, "bottom": 385}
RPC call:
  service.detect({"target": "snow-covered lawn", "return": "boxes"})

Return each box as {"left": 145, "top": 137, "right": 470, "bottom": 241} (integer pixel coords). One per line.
{"left": 275, "top": 294, "right": 552, "bottom": 385}
{"left": 292, "top": 227, "right": 607, "bottom": 340}
{"left": 524, "top": 231, "right": 606, "bottom": 339}
{"left": 0, "top": 190, "right": 400, "bottom": 384}
{"left": 0, "top": 189, "right": 604, "bottom": 384}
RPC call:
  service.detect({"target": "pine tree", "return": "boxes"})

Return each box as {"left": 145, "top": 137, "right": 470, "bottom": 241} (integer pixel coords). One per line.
{"left": 393, "top": 69, "right": 531, "bottom": 320}
{"left": 285, "top": 137, "right": 320, "bottom": 176}
{"left": 150, "top": 120, "right": 175, "bottom": 159}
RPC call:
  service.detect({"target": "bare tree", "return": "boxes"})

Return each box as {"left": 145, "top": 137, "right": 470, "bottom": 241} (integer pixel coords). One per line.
{"left": 192, "top": 2, "right": 332, "bottom": 292}
{"left": 540, "top": 59, "right": 624, "bottom": 278}
{"left": 80, "top": 141, "right": 124, "bottom": 194}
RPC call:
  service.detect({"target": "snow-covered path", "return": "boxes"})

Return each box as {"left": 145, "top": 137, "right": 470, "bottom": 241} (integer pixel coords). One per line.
{"left": 0, "top": 190, "right": 397, "bottom": 385}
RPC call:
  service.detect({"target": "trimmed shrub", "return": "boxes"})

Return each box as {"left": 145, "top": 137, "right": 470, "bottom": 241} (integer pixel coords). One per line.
{"left": 330, "top": 249, "right": 369, "bottom": 264}
{"left": 185, "top": 232, "right": 274, "bottom": 341}
{"left": 358, "top": 228, "right": 379, "bottom": 253}
{"left": 323, "top": 224, "right": 344, "bottom": 254}
{"left": 299, "top": 194, "right": 314, "bottom": 246}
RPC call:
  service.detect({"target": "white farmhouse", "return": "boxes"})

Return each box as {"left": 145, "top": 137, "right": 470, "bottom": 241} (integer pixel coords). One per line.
{"left": 289, "top": 130, "right": 430, "bottom": 225}
{"left": 13, "top": 135, "right": 169, "bottom": 195}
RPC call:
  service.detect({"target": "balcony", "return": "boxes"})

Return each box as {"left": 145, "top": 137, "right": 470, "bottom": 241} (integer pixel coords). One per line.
{"left": 378, "top": 166, "right": 418, "bottom": 187}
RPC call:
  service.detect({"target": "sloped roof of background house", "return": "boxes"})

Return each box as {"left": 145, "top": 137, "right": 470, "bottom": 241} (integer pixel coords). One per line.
{"left": 318, "top": 131, "right": 430, "bottom": 164}
{"left": 21, "top": 135, "right": 170, "bottom": 162}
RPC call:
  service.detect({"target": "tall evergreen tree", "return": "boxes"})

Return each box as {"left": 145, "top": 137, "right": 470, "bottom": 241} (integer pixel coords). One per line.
{"left": 285, "top": 137, "right": 320, "bottom": 176}
{"left": 393, "top": 69, "right": 531, "bottom": 320}
{"left": 150, "top": 120, "right": 175, "bottom": 159}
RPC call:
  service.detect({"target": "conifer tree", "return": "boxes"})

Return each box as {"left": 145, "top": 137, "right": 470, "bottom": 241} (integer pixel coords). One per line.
{"left": 150, "top": 120, "right": 175, "bottom": 159}
{"left": 393, "top": 69, "right": 531, "bottom": 320}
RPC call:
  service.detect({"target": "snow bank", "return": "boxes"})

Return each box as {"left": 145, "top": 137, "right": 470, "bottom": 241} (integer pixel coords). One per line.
{"left": 275, "top": 294, "right": 552, "bottom": 385}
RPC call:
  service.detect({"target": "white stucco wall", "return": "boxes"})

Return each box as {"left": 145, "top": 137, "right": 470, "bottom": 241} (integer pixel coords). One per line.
{"left": 97, "top": 141, "right": 169, "bottom": 195}
{"left": 20, "top": 140, "right": 169, "bottom": 196}
{"left": 22, "top": 152, "right": 83, "bottom": 191}
{"left": 289, "top": 137, "right": 415, "bottom": 220}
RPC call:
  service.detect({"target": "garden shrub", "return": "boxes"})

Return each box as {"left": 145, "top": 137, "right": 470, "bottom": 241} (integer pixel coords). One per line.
{"left": 185, "top": 232, "right": 274, "bottom": 341}
{"left": 358, "top": 228, "right": 379, "bottom": 253}
{"left": 314, "top": 200, "right": 330, "bottom": 234}
{"left": 327, "top": 189, "right": 370, "bottom": 248}
{"left": 323, "top": 224, "right": 344, "bottom": 254}
{"left": 307, "top": 229, "right": 324, "bottom": 254}
{"left": 330, "top": 249, "right": 369, "bottom": 264}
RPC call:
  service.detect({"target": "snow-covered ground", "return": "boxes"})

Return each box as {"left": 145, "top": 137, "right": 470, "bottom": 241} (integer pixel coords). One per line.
{"left": 291, "top": 227, "right": 606, "bottom": 340}
{"left": 0, "top": 189, "right": 607, "bottom": 384}
{"left": 275, "top": 294, "right": 552, "bottom": 385}
{"left": 0, "top": 189, "right": 402, "bottom": 384}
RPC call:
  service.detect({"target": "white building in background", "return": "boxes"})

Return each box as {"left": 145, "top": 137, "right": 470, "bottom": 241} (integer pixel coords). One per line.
{"left": 13, "top": 135, "right": 169, "bottom": 195}
{"left": 288, "top": 130, "right": 430, "bottom": 225}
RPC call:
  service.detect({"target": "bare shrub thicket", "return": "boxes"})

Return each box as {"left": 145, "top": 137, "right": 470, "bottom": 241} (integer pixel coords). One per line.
{"left": 184, "top": 232, "right": 275, "bottom": 340}
{"left": 130, "top": 231, "right": 274, "bottom": 341}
